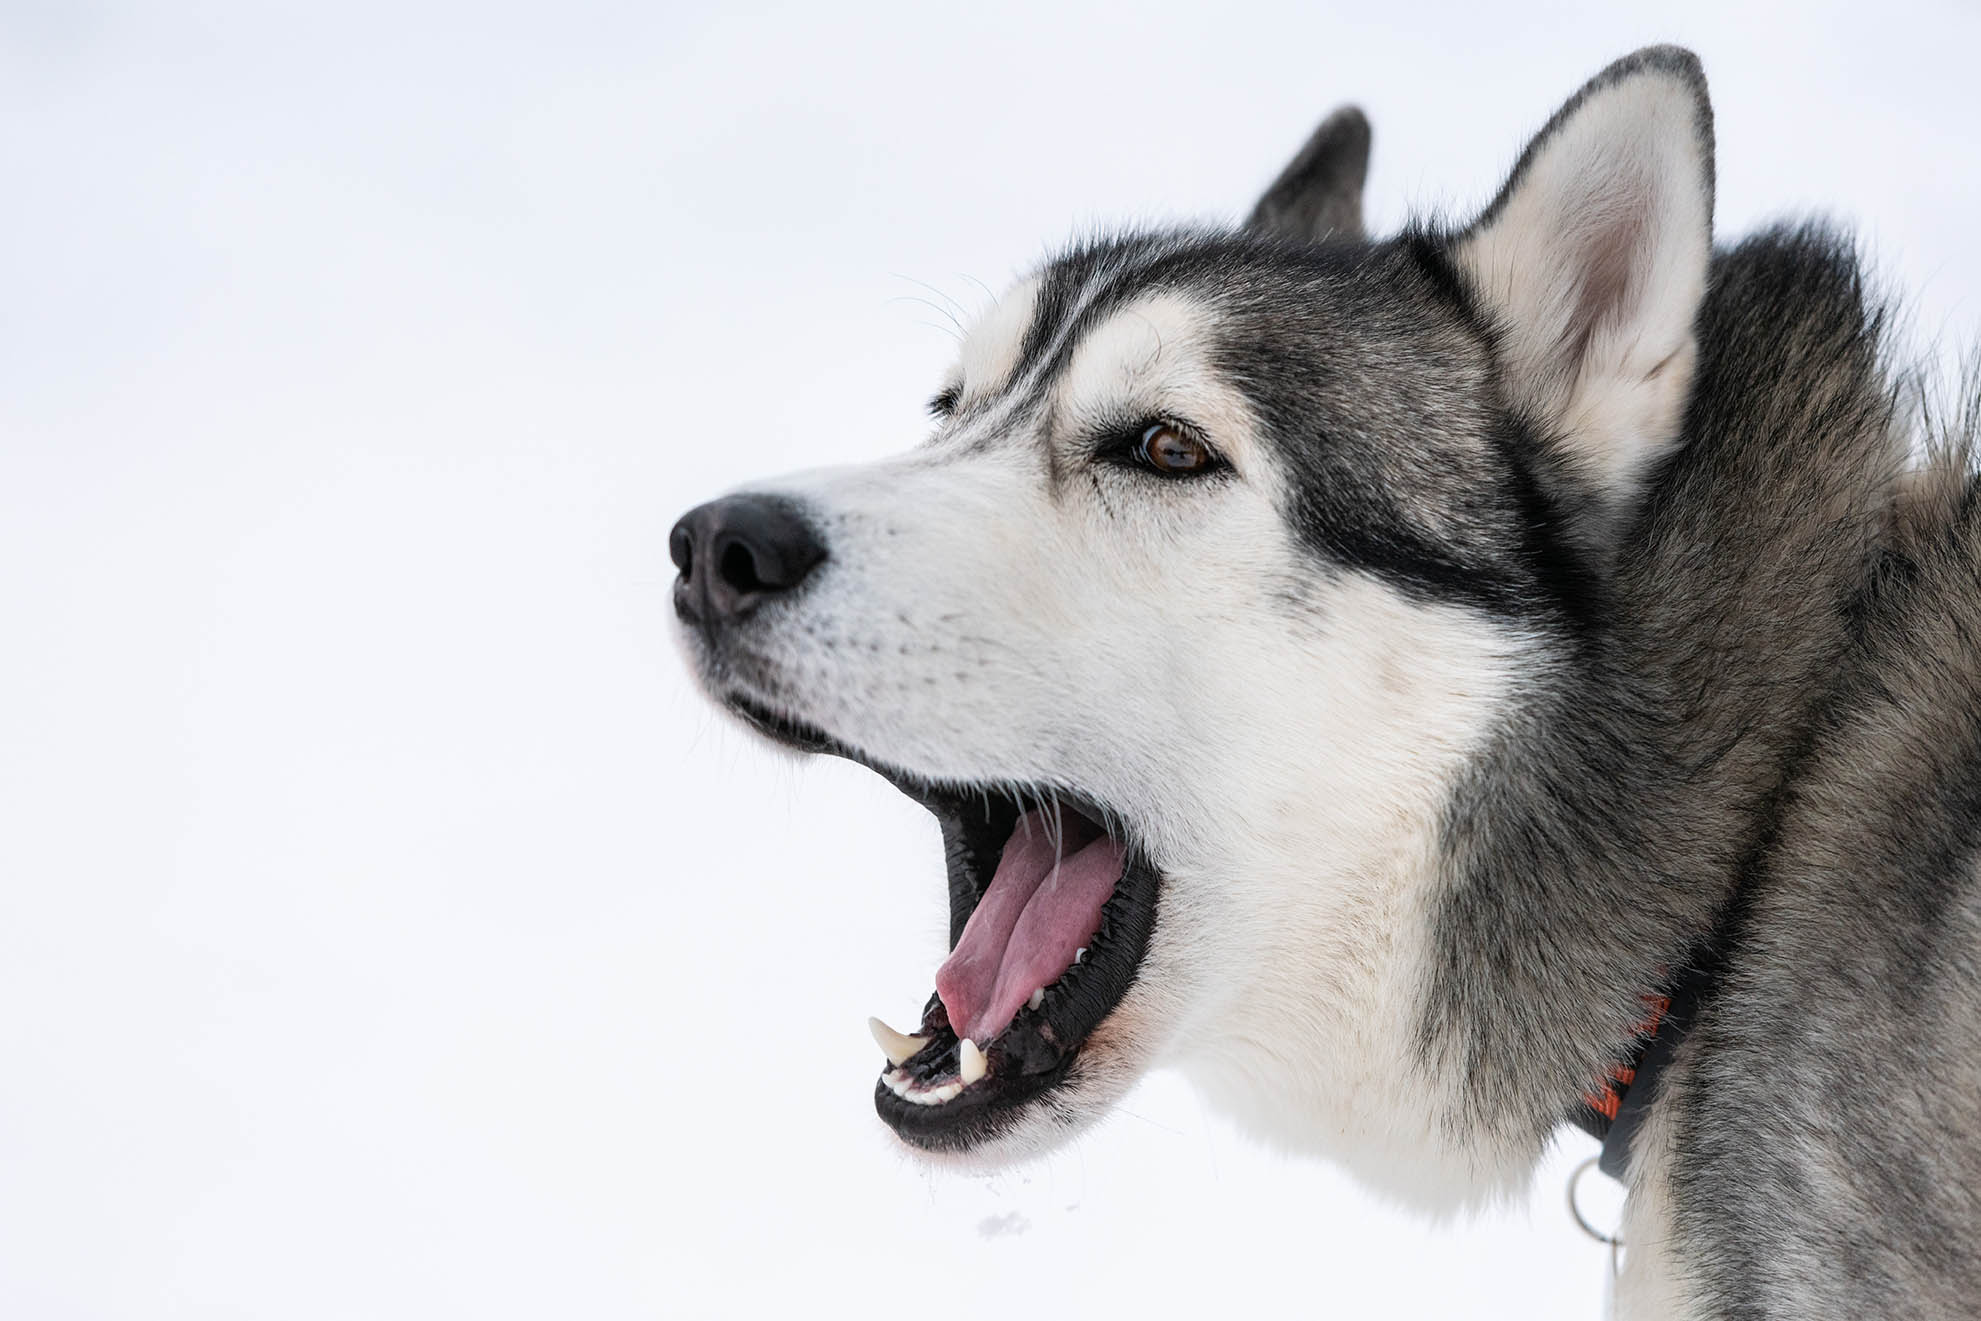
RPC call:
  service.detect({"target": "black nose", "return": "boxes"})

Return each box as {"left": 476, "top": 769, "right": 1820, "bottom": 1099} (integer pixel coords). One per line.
{"left": 669, "top": 494, "right": 827, "bottom": 627}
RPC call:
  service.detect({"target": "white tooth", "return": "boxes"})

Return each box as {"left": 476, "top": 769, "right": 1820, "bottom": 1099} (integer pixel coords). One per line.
{"left": 1075, "top": 947, "right": 1088, "bottom": 964}
{"left": 868, "top": 1016, "right": 928, "bottom": 1067}
{"left": 959, "top": 1038, "right": 989, "bottom": 1085}
{"left": 1028, "top": 987, "right": 1045, "bottom": 1011}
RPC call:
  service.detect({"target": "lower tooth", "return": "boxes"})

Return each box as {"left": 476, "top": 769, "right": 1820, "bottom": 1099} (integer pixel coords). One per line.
{"left": 1028, "top": 987, "right": 1045, "bottom": 1010}
{"left": 1075, "top": 947, "right": 1088, "bottom": 964}
{"left": 959, "top": 1038, "right": 989, "bottom": 1084}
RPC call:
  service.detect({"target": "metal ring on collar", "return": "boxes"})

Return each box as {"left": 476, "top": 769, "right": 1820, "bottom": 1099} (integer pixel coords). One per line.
{"left": 1567, "top": 1155, "right": 1625, "bottom": 1246}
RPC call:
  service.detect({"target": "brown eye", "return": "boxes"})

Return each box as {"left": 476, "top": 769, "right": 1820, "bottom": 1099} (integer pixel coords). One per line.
{"left": 1137, "top": 422, "right": 1216, "bottom": 475}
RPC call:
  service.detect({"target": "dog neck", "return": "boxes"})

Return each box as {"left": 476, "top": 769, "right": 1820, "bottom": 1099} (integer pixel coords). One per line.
{"left": 1413, "top": 230, "right": 1904, "bottom": 1194}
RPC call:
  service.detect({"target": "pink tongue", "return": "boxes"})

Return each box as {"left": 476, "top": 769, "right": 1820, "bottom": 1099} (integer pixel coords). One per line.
{"left": 934, "top": 809, "right": 1126, "bottom": 1044}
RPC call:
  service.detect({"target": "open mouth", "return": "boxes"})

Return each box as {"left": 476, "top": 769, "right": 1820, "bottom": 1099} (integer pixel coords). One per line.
{"left": 727, "top": 693, "right": 1161, "bottom": 1152}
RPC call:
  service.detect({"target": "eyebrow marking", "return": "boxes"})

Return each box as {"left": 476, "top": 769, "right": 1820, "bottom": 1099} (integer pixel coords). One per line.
{"left": 939, "top": 235, "right": 1252, "bottom": 464}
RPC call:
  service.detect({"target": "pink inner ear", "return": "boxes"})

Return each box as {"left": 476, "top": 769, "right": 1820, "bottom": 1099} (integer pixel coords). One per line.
{"left": 1568, "top": 203, "right": 1649, "bottom": 355}
{"left": 934, "top": 810, "right": 1125, "bottom": 1045}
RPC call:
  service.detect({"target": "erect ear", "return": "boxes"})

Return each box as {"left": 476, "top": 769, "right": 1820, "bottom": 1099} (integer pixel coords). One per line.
{"left": 1452, "top": 47, "right": 1713, "bottom": 510}
{"left": 1246, "top": 105, "right": 1371, "bottom": 241}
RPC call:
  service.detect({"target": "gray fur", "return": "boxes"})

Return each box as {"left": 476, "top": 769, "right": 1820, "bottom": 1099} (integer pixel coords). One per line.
{"left": 1426, "top": 223, "right": 1907, "bottom": 1161}
{"left": 1663, "top": 384, "right": 1981, "bottom": 1314}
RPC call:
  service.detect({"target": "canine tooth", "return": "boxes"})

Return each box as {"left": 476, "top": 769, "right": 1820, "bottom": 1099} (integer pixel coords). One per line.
{"left": 868, "top": 1016, "right": 928, "bottom": 1066}
{"left": 959, "top": 1038, "right": 989, "bottom": 1084}
{"left": 1028, "top": 987, "right": 1045, "bottom": 1011}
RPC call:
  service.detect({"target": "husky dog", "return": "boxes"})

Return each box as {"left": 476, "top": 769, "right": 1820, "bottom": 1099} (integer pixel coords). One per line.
{"left": 671, "top": 46, "right": 1981, "bottom": 1316}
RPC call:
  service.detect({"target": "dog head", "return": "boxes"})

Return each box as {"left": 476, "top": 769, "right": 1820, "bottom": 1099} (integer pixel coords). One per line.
{"left": 671, "top": 48, "right": 1713, "bottom": 1186}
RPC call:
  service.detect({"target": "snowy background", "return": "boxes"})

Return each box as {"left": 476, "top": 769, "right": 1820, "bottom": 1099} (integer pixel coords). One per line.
{"left": 3, "top": 2, "right": 1977, "bottom": 1317}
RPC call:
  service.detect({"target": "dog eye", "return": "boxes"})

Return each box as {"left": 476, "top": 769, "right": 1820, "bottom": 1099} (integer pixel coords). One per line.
{"left": 1136, "top": 422, "right": 1218, "bottom": 476}
{"left": 928, "top": 385, "right": 961, "bottom": 418}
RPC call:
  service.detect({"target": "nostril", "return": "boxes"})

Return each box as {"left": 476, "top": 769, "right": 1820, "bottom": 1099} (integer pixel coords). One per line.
{"left": 717, "top": 539, "right": 767, "bottom": 594}
{"left": 669, "top": 519, "right": 695, "bottom": 576}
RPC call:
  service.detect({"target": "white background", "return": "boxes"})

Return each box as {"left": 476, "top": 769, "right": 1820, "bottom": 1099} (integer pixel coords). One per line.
{"left": 4, "top": 2, "right": 1977, "bottom": 1317}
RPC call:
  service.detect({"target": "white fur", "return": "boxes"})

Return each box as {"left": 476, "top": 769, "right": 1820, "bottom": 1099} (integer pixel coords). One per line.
{"left": 1453, "top": 65, "right": 1710, "bottom": 517}
{"left": 1161, "top": 578, "right": 1542, "bottom": 1209}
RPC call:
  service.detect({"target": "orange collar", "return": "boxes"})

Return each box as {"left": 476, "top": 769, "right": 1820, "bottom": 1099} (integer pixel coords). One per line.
{"left": 1572, "top": 957, "right": 1716, "bottom": 1180}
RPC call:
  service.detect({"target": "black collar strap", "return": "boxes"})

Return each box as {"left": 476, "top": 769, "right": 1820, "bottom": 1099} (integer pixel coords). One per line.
{"left": 1571, "top": 957, "right": 1717, "bottom": 1180}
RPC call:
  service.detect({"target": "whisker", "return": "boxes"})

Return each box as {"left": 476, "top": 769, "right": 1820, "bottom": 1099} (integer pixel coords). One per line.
{"left": 893, "top": 273, "right": 971, "bottom": 326}
{"left": 884, "top": 294, "right": 966, "bottom": 342}
{"left": 909, "top": 317, "right": 963, "bottom": 344}
{"left": 958, "top": 272, "right": 999, "bottom": 307}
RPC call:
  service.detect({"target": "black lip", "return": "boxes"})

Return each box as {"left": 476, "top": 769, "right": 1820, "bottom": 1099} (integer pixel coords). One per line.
{"left": 726, "top": 691, "right": 841, "bottom": 757}
{"left": 721, "top": 689, "right": 1162, "bottom": 1151}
